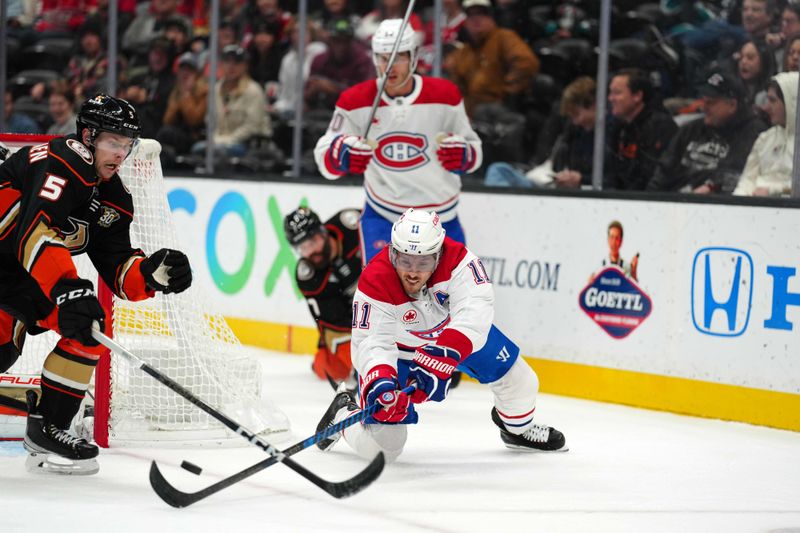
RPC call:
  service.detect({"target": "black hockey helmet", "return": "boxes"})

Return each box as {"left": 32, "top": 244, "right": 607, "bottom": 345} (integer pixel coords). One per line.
{"left": 284, "top": 207, "right": 324, "bottom": 246}
{"left": 76, "top": 94, "right": 141, "bottom": 142}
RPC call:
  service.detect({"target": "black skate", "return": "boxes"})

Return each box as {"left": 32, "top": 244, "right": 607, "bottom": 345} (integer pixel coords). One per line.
{"left": 315, "top": 384, "right": 359, "bottom": 451}
{"left": 23, "top": 391, "right": 99, "bottom": 475}
{"left": 491, "top": 407, "right": 568, "bottom": 452}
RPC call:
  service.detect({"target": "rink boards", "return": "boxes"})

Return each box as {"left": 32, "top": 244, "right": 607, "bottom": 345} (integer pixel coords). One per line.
{"left": 164, "top": 178, "right": 800, "bottom": 431}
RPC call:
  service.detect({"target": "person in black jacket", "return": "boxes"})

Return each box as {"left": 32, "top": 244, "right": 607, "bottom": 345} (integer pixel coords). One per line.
{"left": 647, "top": 69, "right": 768, "bottom": 193}
{"left": 605, "top": 68, "right": 678, "bottom": 191}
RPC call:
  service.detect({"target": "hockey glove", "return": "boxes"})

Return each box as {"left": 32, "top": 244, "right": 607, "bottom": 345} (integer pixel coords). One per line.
{"left": 361, "top": 365, "right": 412, "bottom": 424}
{"left": 51, "top": 278, "right": 105, "bottom": 347}
{"left": 141, "top": 248, "right": 192, "bottom": 294}
{"left": 408, "top": 345, "right": 461, "bottom": 403}
{"left": 331, "top": 257, "right": 359, "bottom": 296}
{"left": 328, "top": 135, "right": 374, "bottom": 174}
{"left": 436, "top": 133, "right": 475, "bottom": 175}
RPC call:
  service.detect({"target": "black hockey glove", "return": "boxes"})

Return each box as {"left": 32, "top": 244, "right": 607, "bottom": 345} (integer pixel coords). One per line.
{"left": 141, "top": 248, "right": 192, "bottom": 294}
{"left": 331, "top": 257, "right": 359, "bottom": 296}
{"left": 51, "top": 278, "right": 105, "bottom": 347}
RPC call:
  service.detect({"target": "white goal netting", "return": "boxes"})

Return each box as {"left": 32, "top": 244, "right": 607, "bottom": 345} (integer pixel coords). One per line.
{"left": 1, "top": 136, "right": 289, "bottom": 446}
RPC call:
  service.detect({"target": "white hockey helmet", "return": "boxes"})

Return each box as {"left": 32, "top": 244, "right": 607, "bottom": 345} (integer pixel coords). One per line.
{"left": 371, "top": 18, "right": 420, "bottom": 77}
{"left": 391, "top": 208, "right": 445, "bottom": 256}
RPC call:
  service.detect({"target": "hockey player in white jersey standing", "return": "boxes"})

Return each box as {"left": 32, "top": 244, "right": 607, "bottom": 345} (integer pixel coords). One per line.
{"left": 315, "top": 208, "right": 567, "bottom": 462}
{"left": 313, "top": 18, "right": 482, "bottom": 265}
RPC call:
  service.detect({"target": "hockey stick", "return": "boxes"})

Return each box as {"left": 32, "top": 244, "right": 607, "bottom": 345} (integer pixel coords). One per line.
{"left": 91, "top": 329, "right": 385, "bottom": 500}
{"left": 150, "top": 384, "right": 416, "bottom": 508}
{"left": 362, "top": 0, "right": 418, "bottom": 139}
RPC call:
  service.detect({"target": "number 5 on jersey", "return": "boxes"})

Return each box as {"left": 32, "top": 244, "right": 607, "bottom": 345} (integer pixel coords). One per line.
{"left": 352, "top": 301, "right": 372, "bottom": 329}
{"left": 38, "top": 174, "right": 67, "bottom": 201}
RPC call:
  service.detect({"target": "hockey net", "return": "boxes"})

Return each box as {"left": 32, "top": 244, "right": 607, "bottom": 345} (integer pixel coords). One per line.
{"left": 0, "top": 134, "right": 289, "bottom": 446}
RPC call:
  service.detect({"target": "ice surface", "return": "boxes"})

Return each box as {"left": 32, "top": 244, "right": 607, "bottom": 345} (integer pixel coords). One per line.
{"left": 3, "top": 348, "right": 799, "bottom": 533}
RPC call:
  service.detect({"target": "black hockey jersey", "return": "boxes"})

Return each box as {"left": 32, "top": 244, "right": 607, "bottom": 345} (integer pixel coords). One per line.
{"left": 0, "top": 135, "right": 152, "bottom": 323}
{"left": 295, "top": 209, "right": 361, "bottom": 348}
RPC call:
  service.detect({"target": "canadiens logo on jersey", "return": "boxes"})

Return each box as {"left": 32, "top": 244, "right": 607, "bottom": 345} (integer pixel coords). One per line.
{"left": 374, "top": 133, "right": 429, "bottom": 171}
{"left": 98, "top": 206, "right": 120, "bottom": 227}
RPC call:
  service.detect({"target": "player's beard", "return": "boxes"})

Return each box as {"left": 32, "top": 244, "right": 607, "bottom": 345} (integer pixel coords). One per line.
{"left": 307, "top": 237, "right": 333, "bottom": 270}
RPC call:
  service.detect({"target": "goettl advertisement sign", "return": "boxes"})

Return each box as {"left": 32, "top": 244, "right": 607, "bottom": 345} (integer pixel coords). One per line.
{"left": 579, "top": 267, "right": 653, "bottom": 338}
{"left": 578, "top": 220, "right": 653, "bottom": 339}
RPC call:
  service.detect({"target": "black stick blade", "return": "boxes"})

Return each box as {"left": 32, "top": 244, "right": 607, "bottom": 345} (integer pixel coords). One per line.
{"left": 323, "top": 452, "right": 385, "bottom": 499}
{"left": 150, "top": 461, "right": 197, "bottom": 508}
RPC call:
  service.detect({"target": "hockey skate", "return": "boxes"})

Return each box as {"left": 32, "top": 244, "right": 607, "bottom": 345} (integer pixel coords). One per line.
{"left": 23, "top": 391, "right": 99, "bottom": 475}
{"left": 315, "top": 384, "right": 359, "bottom": 451}
{"left": 491, "top": 407, "right": 568, "bottom": 452}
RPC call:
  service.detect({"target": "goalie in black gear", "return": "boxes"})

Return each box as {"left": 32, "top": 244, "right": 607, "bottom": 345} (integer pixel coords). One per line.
{"left": 0, "top": 94, "right": 192, "bottom": 475}
{"left": 284, "top": 207, "right": 362, "bottom": 385}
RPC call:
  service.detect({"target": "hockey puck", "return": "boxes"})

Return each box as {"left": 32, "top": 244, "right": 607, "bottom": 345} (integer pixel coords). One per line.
{"left": 180, "top": 460, "right": 203, "bottom": 476}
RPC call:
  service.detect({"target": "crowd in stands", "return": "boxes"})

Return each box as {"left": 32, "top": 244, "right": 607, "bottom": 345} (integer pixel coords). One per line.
{"left": 3, "top": 0, "right": 798, "bottom": 197}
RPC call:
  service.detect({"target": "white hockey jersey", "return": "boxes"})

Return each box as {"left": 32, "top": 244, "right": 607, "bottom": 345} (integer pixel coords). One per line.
{"left": 350, "top": 237, "right": 494, "bottom": 375}
{"left": 314, "top": 75, "right": 482, "bottom": 222}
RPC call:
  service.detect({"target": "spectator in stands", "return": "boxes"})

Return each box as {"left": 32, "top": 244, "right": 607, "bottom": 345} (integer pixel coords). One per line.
{"left": 123, "top": 0, "right": 191, "bottom": 63}
{"left": 313, "top": 0, "right": 362, "bottom": 44}
{"left": 423, "top": 0, "right": 465, "bottom": 46}
{"left": 741, "top": 0, "right": 779, "bottom": 42}
{"left": 46, "top": 80, "right": 77, "bottom": 136}
{"left": 356, "top": 0, "right": 424, "bottom": 44}
{"left": 447, "top": 0, "right": 539, "bottom": 117}
{"left": 783, "top": 32, "right": 800, "bottom": 71}
{"left": 274, "top": 20, "right": 328, "bottom": 118}
{"left": 83, "top": 0, "right": 137, "bottom": 41}
{"left": 240, "top": 0, "right": 293, "bottom": 46}
{"left": 7, "top": 0, "right": 41, "bottom": 46}
{"left": 158, "top": 52, "right": 209, "bottom": 162}
{"left": 192, "top": 45, "right": 271, "bottom": 158}
{"left": 247, "top": 20, "right": 287, "bottom": 87}
{"left": 734, "top": 71, "right": 798, "bottom": 196}
{"left": 605, "top": 68, "right": 677, "bottom": 191}
{"left": 123, "top": 36, "right": 176, "bottom": 139}
{"left": 163, "top": 16, "right": 193, "bottom": 61}
{"left": 66, "top": 22, "right": 111, "bottom": 102}
{"left": 647, "top": 69, "right": 768, "bottom": 194}
{"left": 484, "top": 76, "right": 599, "bottom": 189}
{"left": 766, "top": 3, "right": 800, "bottom": 67}
{"left": 305, "top": 18, "right": 373, "bottom": 112}
{"left": 4, "top": 90, "right": 40, "bottom": 134}
{"left": 736, "top": 39, "right": 777, "bottom": 111}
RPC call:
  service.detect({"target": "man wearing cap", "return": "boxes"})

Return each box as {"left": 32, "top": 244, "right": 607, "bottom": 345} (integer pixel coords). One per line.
{"left": 158, "top": 52, "right": 209, "bottom": 163}
{"left": 448, "top": 0, "right": 539, "bottom": 117}
{"left": 192, "top": 45, "right": 271, "bottom": 158}
{"left": 306, "top": 18, "right": 374, "bottom": 111}
{"left": 647, "top": 70, "right": 768, "bottom": 193}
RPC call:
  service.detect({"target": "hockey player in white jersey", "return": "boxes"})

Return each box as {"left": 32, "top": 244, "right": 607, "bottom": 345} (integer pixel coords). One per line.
{"left": 313, "top": 18, "right": 482, "bottom": 265}
{"left": 315, "top": 208, "right": 567, "bottom": 462}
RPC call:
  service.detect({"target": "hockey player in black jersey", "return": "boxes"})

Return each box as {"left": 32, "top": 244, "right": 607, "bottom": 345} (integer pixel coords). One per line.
{"left": 284, "top": 207, "right": 362, "bottom": 385}
{"left": 0, "top": 94, "right": 193, "bottom": 475}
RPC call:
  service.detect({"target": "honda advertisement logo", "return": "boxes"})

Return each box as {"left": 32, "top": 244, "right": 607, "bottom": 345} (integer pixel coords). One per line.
{"left": 691, "top": 247, "right": 753, "bottom": 337}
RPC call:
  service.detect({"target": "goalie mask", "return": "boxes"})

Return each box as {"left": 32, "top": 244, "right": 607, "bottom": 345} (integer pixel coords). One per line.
{"left": 390, "top": 208, "right": 445, "bottom": 272}
{"left": 371, "top": 18, "right": 419, "bottom": 85}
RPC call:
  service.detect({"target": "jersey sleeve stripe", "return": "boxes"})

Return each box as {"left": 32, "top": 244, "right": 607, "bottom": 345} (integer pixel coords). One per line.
{"left": 116, "top": 254, "right": 151, "bottom": 301}
{"left": 0, "top": 199, "right": 20, "bottom": 239}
